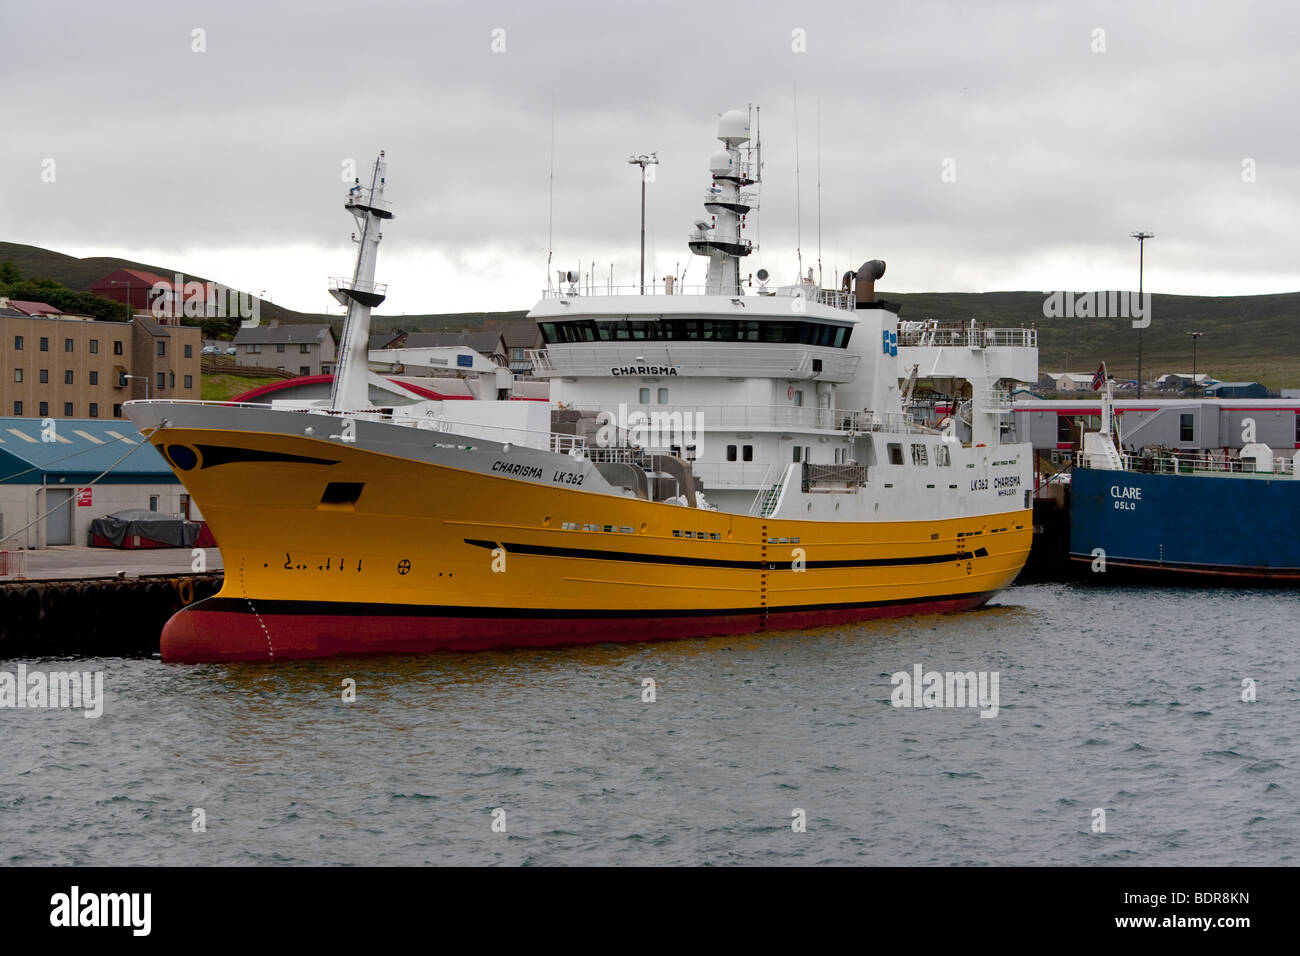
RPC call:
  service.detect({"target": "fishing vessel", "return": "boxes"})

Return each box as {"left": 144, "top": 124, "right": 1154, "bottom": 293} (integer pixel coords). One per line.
{"left": 126, "top": 109, "right": 1038, "bottom": 663}
{"left": 1069, "top": 380, "right": 1300, "bottom": 581}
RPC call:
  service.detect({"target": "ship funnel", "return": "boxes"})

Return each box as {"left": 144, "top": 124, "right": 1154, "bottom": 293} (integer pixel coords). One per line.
{"left": 854, "top": 259, "right": 886, "bottom": 303}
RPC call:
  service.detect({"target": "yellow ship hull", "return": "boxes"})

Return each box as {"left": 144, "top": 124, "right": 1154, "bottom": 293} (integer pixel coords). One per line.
{"left": 149, "top": 426, "right": 1031, "bottom": 662}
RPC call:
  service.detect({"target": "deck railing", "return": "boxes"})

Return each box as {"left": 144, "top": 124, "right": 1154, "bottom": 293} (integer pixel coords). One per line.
{"left": 1075, "top": 449, "right": 1297, "bottom": 477}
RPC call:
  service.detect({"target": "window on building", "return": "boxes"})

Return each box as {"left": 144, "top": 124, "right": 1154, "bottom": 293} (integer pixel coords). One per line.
{"left": 512, "top": 348, "right": 525, "bottom": 360}
{"left": 13, "top": 335, "right": 22, "bottom": 350}
{"left": 1057, "top": 416, "right": 1073, "bottom": 444}
{"left": 63, "top": 402, "right": 72, "bottom": 416}
{"left": 276, "top": 343, "right": 286, "bottom": 353}
{"left": 743, "top": 445, "right": 754, "bottom": 462}
{"left": 89, "top": 403, "right": 98, "bottom": 418}
{"left": 113, "top": 340, "right": 123, "bottom": 355}
{"left": 13, "top": 368, "right": 22, "bottom": 383}
{"left": 64, "top": 338, "right": 73, "bottom": 352}
{"left": 300, "top": 343, "right": 310, "bottom": 354}
{"left": 157, "top": 340, "right": 166, "bottom": 356}
{"left": 184, "top": 375, "right": 193, "bottom": 389}
{"left": 888, "top": 443, "right": 904, "bottom": 465}
{"left": 726, "top": 444, "right": 737, "bottom": 462}
{"left": 184, "top": 344, "right": 192, "bottom": 358}
{"left": 638, "top": 387, "right": 650, "bottom": 404}
{"left": 1180, "top": 413, "right": 1194, "bottom": 443}
{"left": 169, "top": 372, "right": 175, "bottom": 388}
{"left": 247, "top": 344, "right": 261, "bottom": 354}
{"left": 89, "top": 339, "right": 99, "bottom": 354}
{"left": 39, "top": 369, "right": 48, "bottom": 383}
{"left": 112, "top": 404, "right": 122, "bottom": 417}
{"left": 89, "top": 371, "right": 98, "bottom": 386}
{"left": 299, "top": 366, "right": 310, "bottom": 376}
{"left": 657, "top": 388, "right": 669, "bottom": 404}
{"left": 149, "top": 495, "right": 159, "bottom": 512}
{"left": 39, "top": 402, "right": 48, "bottom": 417}
{"left": 64, "top": 370, "right": 73, "bottom": 385}
{"left": 912, "top": 443, "right": 929, "bottom": 466}
{"left": 40, "top": 337, "right": 48, "bottom": 351}
{"left": 12, "top": 401, "right": 21, "bottom": 416}
{"left": 157, "top": 372, "right": 166, "bottom": 388}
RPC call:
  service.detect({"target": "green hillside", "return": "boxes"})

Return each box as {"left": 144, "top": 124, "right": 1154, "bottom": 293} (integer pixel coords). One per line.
{"left": 4, "top": 242, "right": 1297, "bottom": 387}
{"left": 882, "top": 290, "right": 1300, "bottom": 389}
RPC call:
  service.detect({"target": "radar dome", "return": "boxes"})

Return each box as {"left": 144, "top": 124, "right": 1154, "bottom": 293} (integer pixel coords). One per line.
{"left": 717, "top": 109, "right": 751, "bottom": 146}
{"left": 709, "top": 149, "right": 734, "bottom": 176}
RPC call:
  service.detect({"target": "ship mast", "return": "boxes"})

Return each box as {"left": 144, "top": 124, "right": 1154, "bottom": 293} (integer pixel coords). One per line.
{"left": 329, "top": 151, "right": 393, "bottom": 411}
{"left": 689, "top": 109, "right": 758, "bottom": 296}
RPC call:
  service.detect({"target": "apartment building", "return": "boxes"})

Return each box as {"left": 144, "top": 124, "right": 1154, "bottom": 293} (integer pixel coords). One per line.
{"left": 1, "top": 302, "right": 201, "bottom": 419}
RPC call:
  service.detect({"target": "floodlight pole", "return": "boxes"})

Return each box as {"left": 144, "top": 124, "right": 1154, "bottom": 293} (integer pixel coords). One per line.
{"left": 629, "top": 153, "right": 659, "bottom": 295}
{"left": 1186, "top": 331, "right": 1203, "bottom": 395}
{"left": 1130, "top": 231, "right": 1154, "bottom": 398}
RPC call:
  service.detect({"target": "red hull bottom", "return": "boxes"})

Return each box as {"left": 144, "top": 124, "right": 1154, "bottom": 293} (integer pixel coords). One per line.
{"left": 160, "top": 594, "right": 995, "bottom": 663}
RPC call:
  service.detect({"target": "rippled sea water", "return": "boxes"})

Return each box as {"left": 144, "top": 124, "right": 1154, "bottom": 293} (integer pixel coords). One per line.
{"left": 2, "top": 583, "right": 1297, "bottom": 866}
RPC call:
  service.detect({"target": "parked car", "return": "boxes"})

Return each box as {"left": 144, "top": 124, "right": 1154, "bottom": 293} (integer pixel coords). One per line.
{"left": 225, "top": 347, "right": 237, "bottom": 355}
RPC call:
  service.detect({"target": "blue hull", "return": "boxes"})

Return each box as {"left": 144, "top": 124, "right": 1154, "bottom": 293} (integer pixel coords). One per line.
{"left": 1069, "top": 467, "right": 1300, "bottom": 580}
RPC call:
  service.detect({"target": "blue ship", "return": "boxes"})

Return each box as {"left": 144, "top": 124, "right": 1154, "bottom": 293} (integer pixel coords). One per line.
{"left": 1066, "top": 383, "right": 1300, "bottom": 582}
{"left": 1070, "top": 465, "right": 1300, "bottom": 581}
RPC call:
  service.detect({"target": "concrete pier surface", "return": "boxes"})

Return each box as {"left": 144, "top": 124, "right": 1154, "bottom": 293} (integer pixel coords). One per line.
{"left": 2, "top": 546, "right": 224, "bottom": 581}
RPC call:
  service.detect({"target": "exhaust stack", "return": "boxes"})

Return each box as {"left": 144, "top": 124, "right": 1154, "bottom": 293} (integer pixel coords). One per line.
{"left": 853, "top": 260, "right": 886, "bottom": 303}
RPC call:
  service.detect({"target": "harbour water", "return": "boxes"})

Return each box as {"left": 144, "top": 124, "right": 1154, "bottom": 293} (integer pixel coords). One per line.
{"left": 2, "top": 582, "right": 1296, "bottom": 866}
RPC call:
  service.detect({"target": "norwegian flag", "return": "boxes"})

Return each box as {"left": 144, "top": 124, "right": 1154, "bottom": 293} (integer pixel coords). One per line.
{"left": 1091, "top": 362, "right": 1108, "bottom": 391}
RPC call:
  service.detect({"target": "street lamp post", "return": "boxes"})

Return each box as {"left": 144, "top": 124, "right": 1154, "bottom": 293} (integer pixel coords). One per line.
{"left": 1130, "top": 231, "right": 1154, "bottom": 398}
{"left": 628, "top": 153, "right": 659, "bottom": 295}
{"left": 107, "top": 280, "right": 132, "bottom": 321}
{"left": 124, "top": 374, "right": 150, "bottom": 400}
{"left": 1186, "top": 331, "right": 1203, "bottom": 395}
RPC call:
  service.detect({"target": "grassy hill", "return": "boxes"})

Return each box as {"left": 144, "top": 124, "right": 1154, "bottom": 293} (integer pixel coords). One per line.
{"left": 5, "top": 242, "right": 1297, "bottom": 388}
{"left": 881, "top": 290, "right": 1300, "bottom": 389}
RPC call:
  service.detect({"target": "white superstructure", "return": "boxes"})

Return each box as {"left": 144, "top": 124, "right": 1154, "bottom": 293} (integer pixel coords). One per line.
{"left": 525, "top": 109, "right": 1038, "bottom": 523}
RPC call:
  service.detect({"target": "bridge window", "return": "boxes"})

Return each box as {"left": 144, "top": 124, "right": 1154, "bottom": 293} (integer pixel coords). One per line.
{"left": 888, "top": 443, "right": 904, "bottom": 465}
{"left": 657, "top": 388, "right": 669, "bottom": 404}
{"left": 540, "top": 318, "right": 854, "bottom": 348}
{"left": 912, "top": 443, "right": 929, "bottom": 466}
{"left": 936, "top": 445, "right": 951, "bottom": 467}
{"left": 743, "top": 445, "right": 753, "bottom": 462}
{"left": 727, "top": 445, "right": 737, "bottom": 461}
{"left": 1180, "top": 413, "right": 1194, "bottom": 443}
{"left": 639, "top": 387, "right": 650, "bottom": 404}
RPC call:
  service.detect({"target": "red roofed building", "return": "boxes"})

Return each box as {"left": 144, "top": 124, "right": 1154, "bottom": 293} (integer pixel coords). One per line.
{"left": 90, "top": 268, "right": 169, "bottom": 311}
{"left": 4, "top": 300, "right": 63, "bottom": 316}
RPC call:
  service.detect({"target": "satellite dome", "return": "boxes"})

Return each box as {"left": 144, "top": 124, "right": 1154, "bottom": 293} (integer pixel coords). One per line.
{"left": 709, "top": 149, "right": 734, "bottom": 176}
{"left": 717, "top": 109, "right": 751, "bottom": 146}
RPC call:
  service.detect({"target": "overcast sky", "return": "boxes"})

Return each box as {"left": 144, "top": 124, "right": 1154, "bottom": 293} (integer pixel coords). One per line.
{"left": 2, "top": 0, "right": 1296, "bottom": 316}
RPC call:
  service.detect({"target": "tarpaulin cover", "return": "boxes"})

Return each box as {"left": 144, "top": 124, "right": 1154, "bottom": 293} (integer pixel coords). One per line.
{"left": 89, "top": 509, "right": 200, "bottom": 548}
